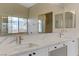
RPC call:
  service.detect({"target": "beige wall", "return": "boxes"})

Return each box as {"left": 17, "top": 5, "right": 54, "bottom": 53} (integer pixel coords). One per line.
{"left": 29, "top": 3, "right": 63, "bottom": 33}
{"left": 0, "top": 3, "right": 28, "bottom": 17}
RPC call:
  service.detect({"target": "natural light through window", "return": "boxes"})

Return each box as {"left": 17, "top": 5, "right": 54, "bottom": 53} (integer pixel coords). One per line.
{"left": 8, "top": 16, "right": 27, "bottom": 34}
{"left": 38, "top": 20, "right": 42, "bottom": 32}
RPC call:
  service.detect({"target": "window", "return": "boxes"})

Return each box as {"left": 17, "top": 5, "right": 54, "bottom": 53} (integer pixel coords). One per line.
{"left": 19, "top": 18, "right": 27, "bottom": 32}
{"left": 8, "top": 17, "right": 12, "bottom": 33}
{"left": 38, "top": 20, "right": 43, "bottom": 32}
{"left": 8, "top": 16, "right": 27, "bottom": 34}
{"left": 12, "top": 17, "right": 19, "bottom": 33}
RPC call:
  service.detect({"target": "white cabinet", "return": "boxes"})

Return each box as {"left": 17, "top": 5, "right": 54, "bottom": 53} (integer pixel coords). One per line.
{"left": 49, "top": 46, "right": 67, "bottom": 56}
{"left": 67, "top": 39, "right": 78, "bottom": 56}
{"left": 48, "top": 41, "right": 67, "bottom": 56}
{"left": 48, "top": 39, "right": 78, "bottom": 56}
{"left": 10, "top": 39, "right": 78, "bottom": 56}
{"left": 11, "top": 47, "right": 48, "bottom": 56}
{"left": 48, "top": 41, "right": 67, "bottom": 52}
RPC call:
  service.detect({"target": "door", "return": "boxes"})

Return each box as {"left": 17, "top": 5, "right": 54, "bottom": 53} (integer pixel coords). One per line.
{"left": 45, "top": 12, "right": 52, "bottom": 33}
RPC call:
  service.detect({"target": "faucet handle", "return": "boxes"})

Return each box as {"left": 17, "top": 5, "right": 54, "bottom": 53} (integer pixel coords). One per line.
{"left": 16, "top": 35, "right": 22, "bottom": 45}
{"left": 59, "top": 32, "right": 64, "bottom": 38}
{"left": 19, "top": 36, "right": 23, "bottom": 40}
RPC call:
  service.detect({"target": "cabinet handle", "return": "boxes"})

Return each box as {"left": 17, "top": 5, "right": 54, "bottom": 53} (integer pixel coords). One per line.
{"left": 63, "top": 44, "right": 65, "bottom": 46}
{"left": 54, "top": 46, "right": 57, "bottom": 48}
{"left": 72, "top": 40, "right": 75, "bottom": 42}
{"left": 33, "top": 52, "right": 36, "bottom": 55}
{"left": 29, "top": 54, "right": 32, "bottom": 56}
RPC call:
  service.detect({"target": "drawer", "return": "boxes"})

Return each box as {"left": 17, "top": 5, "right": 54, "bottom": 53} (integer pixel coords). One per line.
{"left": 49, "top": 46, "right": 67, "bottom": 56}
{"left": 32, "top": 48, "right": 48, "bottom": 56}
{"left": 11, "top": 48, "right": 48, "bottom": 56}
{"left": 68, "top": 39, "right": 78, "bottom": 46}
{"left": 48, "top": 42, "right": 67, "bottom": 51}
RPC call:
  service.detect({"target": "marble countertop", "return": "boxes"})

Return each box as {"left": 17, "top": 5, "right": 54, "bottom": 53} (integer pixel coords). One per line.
{"left": 0, "top": 33, "right": 78, "bottom": 56}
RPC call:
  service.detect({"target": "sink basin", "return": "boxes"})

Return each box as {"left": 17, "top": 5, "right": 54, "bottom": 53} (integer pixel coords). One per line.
{"left": 26, "top": 43, "right": 39, "bottom": 48}
{"left": 0, "top": 43, "right": 39, "bottom": 56}
{"left": 19, "top": 42, "right": 39, "bottom": 48}
{"left": 0, "top": 42, "right": 39, "bottom": 51}
{"left": 7, "top": 42, "right": 39, "bottom": 50}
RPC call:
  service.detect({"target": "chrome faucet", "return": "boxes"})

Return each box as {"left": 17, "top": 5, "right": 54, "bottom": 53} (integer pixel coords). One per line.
{"left": 59, "top": 29, "right": 64, "bottom": 38}
{"left": 59, "top": 32, "right": 64, "bottom": 38}
{"left": 16, "top": 35, "right": 23, "bottom": 44}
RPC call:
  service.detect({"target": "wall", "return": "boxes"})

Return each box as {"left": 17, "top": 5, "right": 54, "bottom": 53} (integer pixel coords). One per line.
{"left": 0, "top": 3, "right": 28, "bottom": 17}
{"left": 29, "top": 3, "right": 64, "bottom": 34}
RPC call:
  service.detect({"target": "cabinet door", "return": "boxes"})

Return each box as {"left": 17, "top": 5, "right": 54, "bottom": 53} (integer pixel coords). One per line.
{"left": 48, "top": 42, "right": 65, "bottom": 51}
{"left": 67, "top": 39, "right": 78, "bottom": 56}
{"left": 49, "top": 46, "right": 67, "bottom": 56}
{"left": 48, "top": 42, "right": 67, "bottom": 56}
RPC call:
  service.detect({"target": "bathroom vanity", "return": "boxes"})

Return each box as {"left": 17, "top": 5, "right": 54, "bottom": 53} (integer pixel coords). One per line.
{"left": 0, "top": 33, "right": 78, "bottom": 56}
{"left": 10, "top": 38, "right": 78, "bottom": 56}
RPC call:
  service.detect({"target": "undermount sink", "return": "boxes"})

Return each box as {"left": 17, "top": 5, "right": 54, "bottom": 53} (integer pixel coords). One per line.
{"left": 0, "top": 42, "right": 39, "bottom": 51}
{"left": 22, "top": 43, "right": 39, "bottom": 48}
{"left": 0, "top": 42, "right": 39, "bottom": 55}
{"left": 14, "top": 42, "right": 39, "bottom": 49}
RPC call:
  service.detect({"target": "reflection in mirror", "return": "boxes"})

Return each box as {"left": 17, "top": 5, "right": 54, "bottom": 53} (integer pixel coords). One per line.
{"left": 55, "top": 13, "right": 63, "bottom": 28}
{"left": 55, "top": 11, "right": 76, "bottom": 29}
{"left": 38, "top": 12, "right": 52, "bottom": 33}
{"left": 1, "top": 16, "right": 8, "bottom": 35}
{"left": 0, "top": 16, "right": 28, "bottom": 35}
{"left": 65, "top": 12, "right": 76, "bottom": 28}
{"left": 38, "top": 15, "right": 45, "bottom": 33}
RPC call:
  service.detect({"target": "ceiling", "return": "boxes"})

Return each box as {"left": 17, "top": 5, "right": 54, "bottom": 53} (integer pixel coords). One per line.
{"left": 19, "top": 3, "right": 67, "bottom": 8}
{"left": 19, "top": 3, "right": 36, "bottom": 8}
{"left": 19, "top": 3, "right": 64, "bottom": 8}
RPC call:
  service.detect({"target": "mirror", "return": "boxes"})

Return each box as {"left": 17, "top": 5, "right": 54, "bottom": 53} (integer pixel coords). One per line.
{"left": 55, "top": 13, "right": 63, "bottom": 28}
{"left": 38, "top": 15, "right": 45, "bottom": 33}
{"left": 65, "top": 12, "right": 76, "bottom": 28}
{"left": 38, "top": 12, "right": 53, "bottom": 33}
{"left": 0, "top": 16, "right": 28, "bottom": 35}
{"left": 55, "top": 11, "right": 76, "bottom": 29}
